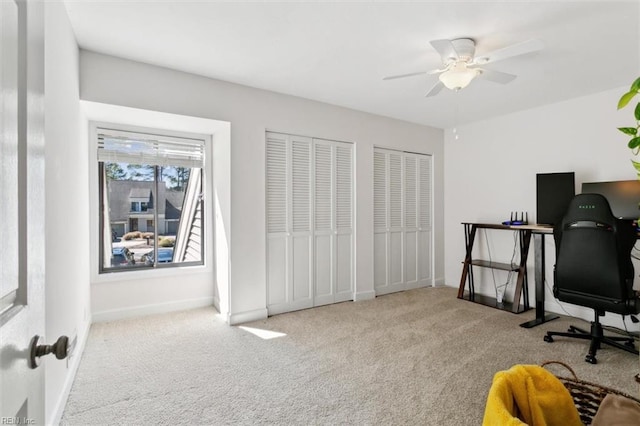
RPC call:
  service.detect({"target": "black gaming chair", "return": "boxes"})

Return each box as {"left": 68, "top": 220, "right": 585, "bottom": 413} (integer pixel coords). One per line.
{"left": 543, "top": 193, "right": 639, "bottom": 364}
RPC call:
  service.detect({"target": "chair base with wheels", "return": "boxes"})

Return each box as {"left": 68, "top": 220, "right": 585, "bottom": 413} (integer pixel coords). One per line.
{"left": 544, "top": 309, "right": 638, "bottom": 364}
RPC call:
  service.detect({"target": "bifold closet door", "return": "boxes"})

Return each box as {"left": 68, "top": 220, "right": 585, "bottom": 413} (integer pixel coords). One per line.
{"left": 407, "top": 153, "right": 433, "bottom": 288}
{"left": 314, "top": 140, "right": 353, "bottom": 306}
{"left": 374, "top": 148, "right": 432, "bottom": 295}
{"left": 404, "top": 155, "right": 419, "bottom": 289}
{"left": 266, "top": 133, "right": 353, "bottom": 315}
{"left": 266, "top": 133, "right": 313, "bottom": 315}
{"left": 417, "top": 155, "right": 433, "bottom": 286}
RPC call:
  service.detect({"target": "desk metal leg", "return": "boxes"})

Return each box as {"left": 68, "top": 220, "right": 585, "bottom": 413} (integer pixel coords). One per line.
{"left": 510, "top": 229, "right": 532, "bottom": 313}
{"left": 458, "top": 224, "right": 477, "bottom": 299}
{"left": 520, "top": 233, "right": 560, "bottom": 328}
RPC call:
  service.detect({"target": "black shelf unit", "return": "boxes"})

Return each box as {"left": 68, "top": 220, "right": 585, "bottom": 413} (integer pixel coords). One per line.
{"left": 459, "top": 291, "right": 527, "bottom": 314}
{"left": 458, "top": 223, "right": 532, "bottom": 314}
{"left": 470, "top": 260, "right": 519, "bottom": 271}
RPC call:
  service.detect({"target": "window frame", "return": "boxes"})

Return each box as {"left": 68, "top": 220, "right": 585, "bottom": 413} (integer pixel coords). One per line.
{"left": 90, "top": 122, "right": 212, "bottom": 281}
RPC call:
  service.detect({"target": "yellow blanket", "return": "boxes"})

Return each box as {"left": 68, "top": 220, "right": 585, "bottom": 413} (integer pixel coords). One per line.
{"left": 482, "top": 364, "right": 582, "bottom": 426}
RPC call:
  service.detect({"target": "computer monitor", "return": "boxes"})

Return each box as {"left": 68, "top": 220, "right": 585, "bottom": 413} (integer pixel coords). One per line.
{"left": 536, "top": 172, "right": 575, "bottom": 226}
{"left": 581, "top": 180, "right": 640, "bottom": 220}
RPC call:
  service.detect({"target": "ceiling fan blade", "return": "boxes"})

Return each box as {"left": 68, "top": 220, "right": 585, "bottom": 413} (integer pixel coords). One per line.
{"left": 475, "top": 39, "right": 544, "bottom": 64}
{"left": 430, "top": 39, "right": 459, "bottom": 62}
{"left": 382, "top": 71, "right": 429, "bottom": 81}
{"left": 427, "top": 67, "right": 448, "bottom": 75}
{"left": 425, "top": 81, "right": 444, "bottom": 97}
{"left": 477, "top": 68, "right": 517, "bottom": 84}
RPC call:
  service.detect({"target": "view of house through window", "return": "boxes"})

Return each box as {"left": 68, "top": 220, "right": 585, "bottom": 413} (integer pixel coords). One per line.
{"left": 97, "top": 128, "right": 205, "bottom": 273}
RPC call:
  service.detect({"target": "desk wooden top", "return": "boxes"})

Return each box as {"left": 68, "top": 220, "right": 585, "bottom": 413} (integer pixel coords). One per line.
{"left": 461, "top": 222, "right": 554, "bottom": 233}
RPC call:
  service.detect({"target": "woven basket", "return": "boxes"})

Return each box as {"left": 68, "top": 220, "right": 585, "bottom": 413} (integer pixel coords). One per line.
{"left": 541, "top": 361, "right": 640, "bottom": 425}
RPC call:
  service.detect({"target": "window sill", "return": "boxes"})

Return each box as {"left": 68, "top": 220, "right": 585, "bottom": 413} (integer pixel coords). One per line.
{"left": 92, "top": 263, "right": 212, "bottom": 284}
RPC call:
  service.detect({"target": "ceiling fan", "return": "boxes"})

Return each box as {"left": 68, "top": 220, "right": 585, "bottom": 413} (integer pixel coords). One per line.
{"left": 383, "top": 38, "right": 544, "bottom": 97}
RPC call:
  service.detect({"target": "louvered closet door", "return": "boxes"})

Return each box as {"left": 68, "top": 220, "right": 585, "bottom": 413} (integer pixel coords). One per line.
{"left": 290, "top": 136, "right": 314, "bottom": 307}
{"left": 373, "top": 148, "right": 432, "bottom": 295}
{"left": 314, "top": 142, "right": 333, "bottom": 305}
{"left": 387, "top": 151, "right": 404, "bottom": 291}
{"left": 373, "top": 151, "right": 388, "bottom": 289}
{"left": 266, "top": 132, "right": 313, "bottom": 315}
{"left": 266, "top": 133, "right": 288, "bottom": 309}
{"left": 334, "top": 143, "right": 353, "bottom": 301}
{"left": 313, "top": 139, "right": 353, "bottom": 306}
{"left": 417, "top": 155, "right": 433, "bottom": 285}
{"left": 404, "top": 153, "right": 434, "bottom": 288}
{"left": 267, "top": 133, "right": 353, "bottom": 315}
{"left": 374, "top": 148, "right": 405, "bottom": 294}
{"left": 404, "top": 154, "right": 419, "bottom": 289}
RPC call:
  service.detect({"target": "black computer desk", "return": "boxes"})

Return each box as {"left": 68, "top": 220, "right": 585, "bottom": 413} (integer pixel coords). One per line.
{"left": 517, "top": 225, "right": 560, "bottom": 328}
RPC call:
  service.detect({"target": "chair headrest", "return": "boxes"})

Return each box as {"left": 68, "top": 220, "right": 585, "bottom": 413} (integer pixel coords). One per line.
{"left": 563, "top": 193, "right": 615, "bottom": 225}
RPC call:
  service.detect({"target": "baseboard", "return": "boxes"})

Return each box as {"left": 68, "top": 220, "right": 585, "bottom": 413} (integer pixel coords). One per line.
{"left": 227, "top": 308, "right": 268, "bottom": 325}
{"left": 354, "top": 290, "right": 376, "bottom": 301}
{"left": 92, "top": 296, "right": 215, "bottom": 323}
{"left": 433, "top": 277, "right": 446, "bottom": 287}
{"left": 407, "top": 280, "right": 434, "bottom": 290}
{"left": 49, "top": 318, "right": 91, "bottom": 426}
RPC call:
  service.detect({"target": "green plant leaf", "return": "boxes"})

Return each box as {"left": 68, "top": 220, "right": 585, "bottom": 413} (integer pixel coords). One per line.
{"left": 631, "top": 77, "right": 640, "bottom": 92}
{"left": 618, "top": 91, "right": 637, "bottom": 109}
{"left": 618, "top": 127, "right": 638, "bottom": 135}
{"left": 628, "top": 136, "right": 640, "bottom": 149}
{"left": 635, "top": 102, "right": 640, "bottom": 121}
{"left": 632, "top": 159, "right": 640, "bottom": 173}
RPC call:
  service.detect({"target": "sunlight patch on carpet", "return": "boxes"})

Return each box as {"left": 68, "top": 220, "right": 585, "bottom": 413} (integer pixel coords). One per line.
{"left": 238, "top": 326, "right": 287, "bottom": 340}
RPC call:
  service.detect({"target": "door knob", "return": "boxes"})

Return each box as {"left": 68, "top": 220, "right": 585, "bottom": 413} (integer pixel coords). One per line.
{"left": 29, "top": 335, "right": 69, "bottom": 369}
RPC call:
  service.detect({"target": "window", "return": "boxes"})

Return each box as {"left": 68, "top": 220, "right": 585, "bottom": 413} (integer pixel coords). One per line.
{"left": 130, "top": 201, "right": 148, "bottom": 212}
{"left": 97, "top": 127, "right": 205, "bottom": 273}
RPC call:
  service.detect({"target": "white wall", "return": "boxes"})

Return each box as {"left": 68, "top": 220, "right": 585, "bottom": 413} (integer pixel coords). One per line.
{"left": 212, "top": 125, "right": 231, "bottom": 317}
{"left": 43, "top": 2, "right": 91, "bottom": 424}
{"left": 444, "top": 86, "right": 639, "bottom": 331}
{"left": 78, "top": 51, "right": 445, "bottom": 324}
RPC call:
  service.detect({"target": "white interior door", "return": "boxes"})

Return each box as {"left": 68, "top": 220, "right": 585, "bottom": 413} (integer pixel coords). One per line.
{"left": 373, "top": 151, "right": 388, "bottom": 289}
{"left": 374, "top": 148, "right": 433, "bottom": 295}
{"left": 313, "top": 141, "right": 334, "bottom": 305}
{"left": 290, "top": 136, "right": 313, "bottom": 308}
{"left": 387, "top": 151, "right": 404, "bottom": 291}
{"left": 266, "top": 133, "right": 353, "bottom": 314}
{"left": 417, "top": 156, "right": 433, "bottom": 286}
{"left": 333, "top": 143, "right": 353, "bottom": 301}
{"left": 404, "top": 155, "right": 419, "bottom": 289}
{"left": 1, "top": 0, "right": 46, "bottom": 423}
{"left": 266, "top": 133, "right": 289, "bottom": 310}
{"left": 314, "top": 139, "right": 353, "bottom": 306}
{"left": 266, "top": 133, "right": 313, "bottom": 315}
{"left": 374, "top": 148, "right": 404, "bottom": 294}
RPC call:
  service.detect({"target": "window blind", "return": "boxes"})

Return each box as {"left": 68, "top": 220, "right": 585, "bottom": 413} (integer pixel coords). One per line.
{"left": 97, "top": 128, "right": 205, "bottom": 168}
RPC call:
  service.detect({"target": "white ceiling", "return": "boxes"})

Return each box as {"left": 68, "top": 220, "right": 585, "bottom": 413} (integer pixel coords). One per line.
{"left": 63, "top": 0, "right": 640, "bottom": 129}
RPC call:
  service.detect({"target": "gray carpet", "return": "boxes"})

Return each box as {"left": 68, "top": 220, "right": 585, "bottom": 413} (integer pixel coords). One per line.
{"left": 61, "top": 287, "right": 639, "bottom": 425}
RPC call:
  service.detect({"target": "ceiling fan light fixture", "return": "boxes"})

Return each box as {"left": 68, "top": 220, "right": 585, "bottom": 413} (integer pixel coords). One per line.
{"left": 438, "top": 63, "right": 480, "bottom": 91}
